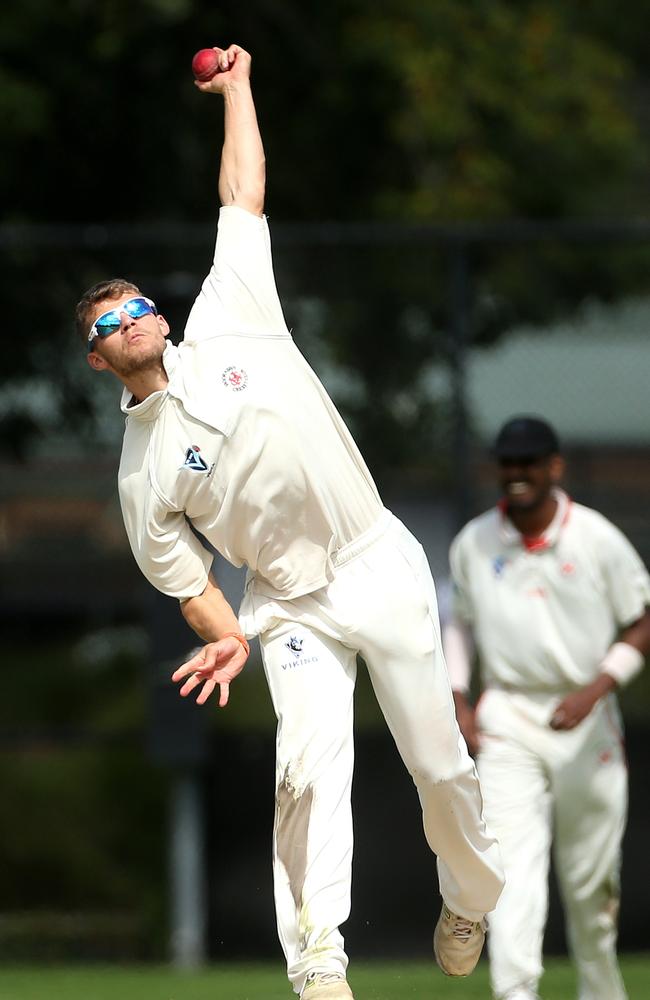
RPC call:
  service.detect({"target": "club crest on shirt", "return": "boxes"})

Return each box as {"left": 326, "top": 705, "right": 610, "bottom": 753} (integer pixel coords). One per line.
{"left": 221, "top": 365, "right": 248, "bottom": 391}
{"left": 286, "top": 636, "right": 304, "bottom": 655}
{"left": 180, "top": 445, "right": 214, "bottom": 476}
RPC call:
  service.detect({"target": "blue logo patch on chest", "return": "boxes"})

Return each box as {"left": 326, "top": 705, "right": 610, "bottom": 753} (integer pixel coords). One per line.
{"left": 492, "top": 555, "right": 508, "bottom": 578}
{"left": 181, "top": 445, "right": 211, "bottom": 474}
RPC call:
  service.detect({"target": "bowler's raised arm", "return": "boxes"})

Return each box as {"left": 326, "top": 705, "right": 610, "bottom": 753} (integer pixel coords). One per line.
{"left": 195, "top": 44, "right": 265, "bottom": 215}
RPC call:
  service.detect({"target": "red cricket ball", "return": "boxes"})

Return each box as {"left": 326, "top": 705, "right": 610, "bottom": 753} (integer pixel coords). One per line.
{"left": 192, "top": 48, "right": 220, "bottom": 82}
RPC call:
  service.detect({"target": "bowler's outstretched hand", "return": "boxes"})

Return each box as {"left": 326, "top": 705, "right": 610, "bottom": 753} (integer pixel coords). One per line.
{"left": 172, "top": 636, "right": 249, "bottom": 708}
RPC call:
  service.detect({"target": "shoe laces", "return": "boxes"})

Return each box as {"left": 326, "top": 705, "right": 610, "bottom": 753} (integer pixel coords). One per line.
{"left": 448, "top": 913, "right": 479, "bottom": 942}
{"left": 304, "top": 972, "right": 345, "bottom": 989}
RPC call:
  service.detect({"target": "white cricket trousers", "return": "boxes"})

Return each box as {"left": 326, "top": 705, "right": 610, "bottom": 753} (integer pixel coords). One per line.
{"left": 241, "top": 511, "right": 504, "bottom": 995}
{"left": 475, "top": 687, "right": 628, "bottom": 1000}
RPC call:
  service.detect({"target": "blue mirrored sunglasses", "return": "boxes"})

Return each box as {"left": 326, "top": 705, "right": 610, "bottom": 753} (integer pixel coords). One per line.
{"left": 88, "top": 296, "right": 158, "bottom": 348}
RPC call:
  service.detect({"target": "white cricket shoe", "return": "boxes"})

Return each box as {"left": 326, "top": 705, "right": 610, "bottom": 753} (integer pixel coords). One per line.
{"left": 433, "top": 903, "right": 486, "bottom": 976}
{"left": 301, "top": 972, "right": 354, "bottom": 999}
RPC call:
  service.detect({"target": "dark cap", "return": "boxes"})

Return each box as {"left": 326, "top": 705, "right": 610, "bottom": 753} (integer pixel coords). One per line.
{"left": 493, "top": 416, "right": 560, "bottom": 460}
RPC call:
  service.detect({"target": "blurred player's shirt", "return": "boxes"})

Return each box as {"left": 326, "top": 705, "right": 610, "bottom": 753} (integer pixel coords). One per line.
{"left": 450, "top": 489, "right": 650, "bottom": 690}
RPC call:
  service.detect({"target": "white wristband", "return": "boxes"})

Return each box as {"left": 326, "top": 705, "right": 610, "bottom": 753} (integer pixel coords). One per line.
{"left": 599, "top": 642, "right": 644, "bottom": 686}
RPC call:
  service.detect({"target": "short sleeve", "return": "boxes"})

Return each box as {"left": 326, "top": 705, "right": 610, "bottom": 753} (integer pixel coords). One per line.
{"left": 120, "top": 488, "right": 213, "bottom": 601}
{"left": 598, "top": 518, "right": 650, "bottom": 627}
{"left": 183, "top": 206, "right": 290, "bottom": 343}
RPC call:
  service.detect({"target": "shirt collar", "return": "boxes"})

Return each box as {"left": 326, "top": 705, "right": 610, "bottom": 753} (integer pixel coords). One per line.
{"left": 498, "top": 487, "right": 571, "bottom": 551}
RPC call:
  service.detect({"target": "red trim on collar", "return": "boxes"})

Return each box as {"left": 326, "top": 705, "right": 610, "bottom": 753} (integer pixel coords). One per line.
{"left": 522, "top": 534, "right": 550, "bottom": 551}
{"left": 497, "top": 493, "right": 573, "bottom": 552}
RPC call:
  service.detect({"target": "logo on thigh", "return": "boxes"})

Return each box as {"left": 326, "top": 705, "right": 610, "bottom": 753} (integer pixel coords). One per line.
{"left": 280, "top": 634, "right": 319, "bottom": 671}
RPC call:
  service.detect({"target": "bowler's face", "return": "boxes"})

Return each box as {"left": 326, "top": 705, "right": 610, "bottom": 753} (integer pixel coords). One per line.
{"left": 497, "top": 454, "right": 563, "bottom": 510}
{"left": 86, "top": 293, "right": 170, "bottom": 379}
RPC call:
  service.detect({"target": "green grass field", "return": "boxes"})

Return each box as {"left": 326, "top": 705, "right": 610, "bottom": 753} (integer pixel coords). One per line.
{"left": 0, "top": 957, "right": 648, "bottom": 1000}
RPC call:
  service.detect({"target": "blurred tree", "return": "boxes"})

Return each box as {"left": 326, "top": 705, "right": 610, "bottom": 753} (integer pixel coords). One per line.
{"left": 0, "top": 0, "right": 645, "bottom": 223}
{"left": 343, "top": 1, "right": 641, "bottom": 220}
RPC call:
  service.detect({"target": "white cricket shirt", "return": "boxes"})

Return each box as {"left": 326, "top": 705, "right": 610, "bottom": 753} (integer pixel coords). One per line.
{"left": 449, "top": 489, "right": 650, "bottom": 690}
{"left": 118, "top": 206, "right": 383, "bottom": 602}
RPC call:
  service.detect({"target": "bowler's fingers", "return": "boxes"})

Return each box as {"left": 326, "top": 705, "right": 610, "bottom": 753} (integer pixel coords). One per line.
{"left": 172, "top": 650, "right": 208, "bottom": 682}
{"left": 196, "top": 46, "right": 232, "bottom": 74}
{"left": 177, "top": 669, "right": 227, "bottom": 705}
{"left": 175, "top": 666, "right": 222, "bottom": 702}
{"left": 218, "top": 681, "right": 231, "bottom": 708}
{"left": 178, "top": 672, "right": 204, "bottom": 698}
{"left": 196, "top": 677, "right": 218, "bottom": 705}
{"left": 221, "top": 45, "right": 238, "bottom": 71}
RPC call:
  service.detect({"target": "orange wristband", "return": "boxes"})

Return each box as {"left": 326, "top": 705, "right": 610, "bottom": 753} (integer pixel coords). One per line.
{"left": 221, "top": 631, "right": 250, "bottom": 657}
